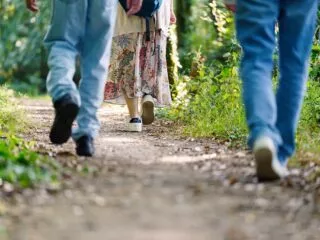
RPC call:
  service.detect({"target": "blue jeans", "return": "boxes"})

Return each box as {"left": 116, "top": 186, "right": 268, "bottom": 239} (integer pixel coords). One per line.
{"left": 44, "top": 0, "right": 117, "bottom": 140}
{"left": 236, "top": 0, "right": 318, "bottom": 163}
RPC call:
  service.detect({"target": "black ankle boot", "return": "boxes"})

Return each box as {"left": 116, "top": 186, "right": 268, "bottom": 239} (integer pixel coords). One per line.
{"left": 50, "top": 94, "right": 79, "bottom": 144}
{"left": 75, "top": 135, "right": 95, "bottom": 157}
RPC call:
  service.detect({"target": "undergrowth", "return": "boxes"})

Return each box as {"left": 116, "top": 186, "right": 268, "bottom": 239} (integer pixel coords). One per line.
{"left": 0, "top": 87, "right": 26, "bottom": 133}
{"left": 296, "top": 78, "right": 320, "bottom": 161}
{"left": 162, "top": 49, "right": 247, "bottom": 146}
{"left": 158, "top": 1, "right": 320, "bottom": 168}
{"left": 161, "top": 4, "right": 320, "bottom": 161}
{"left": 0, "top": 135, "right": 61, "bottom": 189}
{"left": 162, "top": 44, "right": 320, "bottom": 163}
{"left": 0, "top": 86, "right": 61, "bottom": 190}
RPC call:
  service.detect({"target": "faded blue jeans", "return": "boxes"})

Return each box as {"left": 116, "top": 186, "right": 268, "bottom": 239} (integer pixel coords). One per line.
{"left": 44, "top": 0, "right": 117, "bottom": 140}
{"left": 236, "top": 0, "right": 318, "bottom": 163}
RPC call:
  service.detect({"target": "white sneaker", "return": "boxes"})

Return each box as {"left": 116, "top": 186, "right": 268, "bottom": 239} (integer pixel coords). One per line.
{"left": 141, "top": 95, "right": 155, "bottom": 125}
{"left": 127, "top": 118, "right": 142, "bottom": 132}
{"left": 253, "top": 136, "right": 289, "bottom": 181}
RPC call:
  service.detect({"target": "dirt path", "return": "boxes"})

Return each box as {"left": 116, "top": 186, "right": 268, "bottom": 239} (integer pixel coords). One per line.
{"left": 3, "top": 99, "right": 320, "bottom": 240}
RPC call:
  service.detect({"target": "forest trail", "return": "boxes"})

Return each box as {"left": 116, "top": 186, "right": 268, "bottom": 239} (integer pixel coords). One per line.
{"left": 3, "top": 99, "right": 320, "bottom": 240}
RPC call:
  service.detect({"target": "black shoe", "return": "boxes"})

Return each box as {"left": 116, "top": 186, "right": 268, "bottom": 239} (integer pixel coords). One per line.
{"left": 75, "top": 136, "right": 95, "bottom": 157}
{"left": 50, "top": 94, "right": 79, "bottom": 144}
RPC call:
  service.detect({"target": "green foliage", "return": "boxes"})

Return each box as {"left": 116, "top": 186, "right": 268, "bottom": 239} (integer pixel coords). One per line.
{"left": 176, "top": 0, "right": 236, "bottom": 71}
{"left": 0, "top": 86, "right": 26, "bottom": 133}
{"left": 297, "top": 79, "right": 320, "bottom": 156}
{"left": 171, "top": 0, "right": 320, "bottom": 159}
{"left": 0, "top": 135, "right": 61, "bottom": 189}
{"left": 166, "top": 25, "right": 181, "bottom": 94}
{"left": 167, "top": 0, "right": 246, "bottom": 143}
{"left": 310, "top": 44, "right": 320, "bottom": 81}
{"left": 0, "top": 86, "right": 61, "bottom": 190}
{"left": 175, "top": 0, "right": 194, "bottom": 49}
{"left": 0, "top": 0, "right": 50, "bottom": 93}
{"left": 168, "top": 50, "right": 247, "bottom": 143}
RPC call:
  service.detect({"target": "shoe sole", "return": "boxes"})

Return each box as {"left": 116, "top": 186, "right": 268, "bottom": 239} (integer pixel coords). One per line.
{"left": 254, "top": 147, "right": 279, "bottom": 181}
{"left": 76, "top": 136, "right": 95, "bottom": 157}
{"left": 50, "top": 103, "right": 79, "bottom": 144}
{"left": 127, "top": 123, "right": 142, "bottom": 132}
{"left": 76, "top": 150, "right": 94, "bottom": 157}
{"left": 141, "top": 100, "right": 154, "bottom": 125}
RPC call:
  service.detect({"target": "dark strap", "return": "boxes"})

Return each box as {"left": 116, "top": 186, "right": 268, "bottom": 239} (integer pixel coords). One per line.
{"left": 145, "top": 17, "right": 151, "bottom": 41}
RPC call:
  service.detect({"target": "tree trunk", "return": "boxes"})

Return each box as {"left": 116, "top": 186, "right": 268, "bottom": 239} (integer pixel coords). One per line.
{"left": 175, "top": 0, "right": 193, "bottom": 49}
{"left": 166, "top": 26, "right": 180, "bottom": 97}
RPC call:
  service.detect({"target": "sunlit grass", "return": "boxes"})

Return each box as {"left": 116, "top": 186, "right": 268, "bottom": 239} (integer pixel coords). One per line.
{"left": 0, "top": 86, "right": 61, "bottom": 190}
{"left": 0, "top": 86, "right": 28, "bottom": 134}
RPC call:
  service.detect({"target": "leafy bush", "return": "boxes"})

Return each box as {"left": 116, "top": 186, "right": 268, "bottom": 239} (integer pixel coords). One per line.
{"left": 167, "top": 44, "right": 320, "bottom": 149}
{"left": 297, "top": 79, "right": 320, "bottom": 156}
{"left": 169, "top": 1, "right": 320, "bottom": 156}
{"left": 0, "top": 0, "right": 50, "bottom": 94}
{"left": 0, "top": 86, "right": 61, "bottom": 190}
{"left": 176, "top": 0, "right": 236, "bottom": 72}
{"left": 167, "top": 49, "right": 247, "bottom": 144}
{"left": 167, "top": 1, "right": 247, "bottom": 143}
{"left": 0, "top": 135, "right": 60, "bottom": 189}
{"left": 0, "top": 86, "right": 26, "bottom": 133}
{"left": 310, "top": 44, "right": 320, "bottom": 82}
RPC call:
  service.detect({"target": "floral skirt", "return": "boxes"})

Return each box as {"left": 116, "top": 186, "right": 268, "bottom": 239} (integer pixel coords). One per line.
{"left": 104, "top": 30, "right": 172, "bottom": 106}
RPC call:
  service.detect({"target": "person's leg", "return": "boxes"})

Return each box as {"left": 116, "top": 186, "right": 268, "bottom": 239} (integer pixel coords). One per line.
{"left": 236, "top": 0, "right": 280, "bottom": 149}
{"left": 276, "top": 0, "right": 318, "bottom": 164}
{"left": 44, "top": 0, "right": 86, "bottom": 104}
{"left": 124, "top": 95, "right": 142, "bottom": 132}
{"left": 236, "top": 0, "right": 290, "bottom": 180}
{"left": 124, "top": 95, "right": 140, "bottom": 118}
{"left": 44, "top": 0, "right": 87, "bottom": 144}
{"left": 72, "top": 0, "right": 117, "bottom": 144}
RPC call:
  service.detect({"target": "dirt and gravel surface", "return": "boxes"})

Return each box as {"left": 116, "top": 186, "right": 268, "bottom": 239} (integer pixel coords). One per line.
{"left": 1, "top": 99, "right": 320, "bottom": 240}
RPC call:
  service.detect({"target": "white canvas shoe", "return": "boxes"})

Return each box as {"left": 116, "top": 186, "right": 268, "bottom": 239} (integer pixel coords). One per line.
{"left": 253, "top": 136, "right": 289, "bottom": 181}
{"left": 141, "top": 95, "right": 155, "bottom": 125}
{"left": 127, "top": 118, "right": 142, "bottom": 132}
